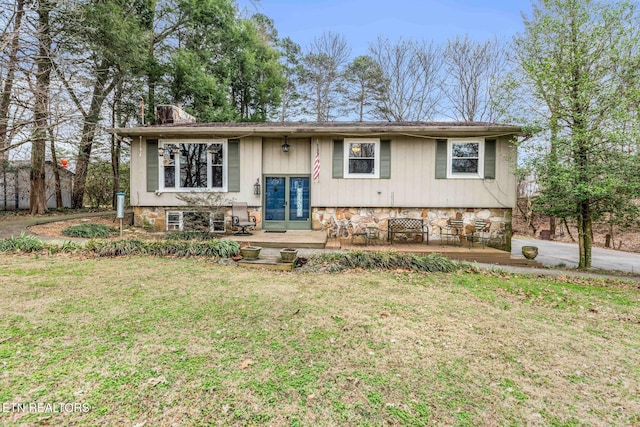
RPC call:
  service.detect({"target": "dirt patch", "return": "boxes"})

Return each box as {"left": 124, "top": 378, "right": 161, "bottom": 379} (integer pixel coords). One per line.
{"left": 26, "top": 213, "right": 154, "bottom": 239}
{"left": 513, "top": 199, "right": 640, "bottom": 253}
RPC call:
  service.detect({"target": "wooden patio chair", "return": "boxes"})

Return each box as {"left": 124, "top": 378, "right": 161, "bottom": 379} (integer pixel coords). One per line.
{"left": 231, "top": 202, "right": 257, "bottom": 235}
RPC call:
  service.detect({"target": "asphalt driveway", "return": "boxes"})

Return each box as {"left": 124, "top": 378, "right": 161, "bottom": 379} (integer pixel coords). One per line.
{"left": 512, "top": 238, "right": 640, "bottom": 273}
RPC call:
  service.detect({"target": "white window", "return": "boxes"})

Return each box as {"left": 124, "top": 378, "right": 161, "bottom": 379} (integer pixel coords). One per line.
{"left": 166, "top": 211, "right": 226, "bottom": 232}
{"left": 344, "top": 138, "right": 380, "bottom": 178}
{"left": 448, "top": 139, "right": 484, "bottom": 179}
{"left": 159, "top": 139, "right": 227, "bottom": 191}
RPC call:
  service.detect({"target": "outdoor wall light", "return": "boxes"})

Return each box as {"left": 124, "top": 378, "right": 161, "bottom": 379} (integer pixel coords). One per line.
{"left": 281, "top": 136, "right": 290, "bottom": 153}
{"left": 253, "top": 178, "right": 261, "bottom": 196}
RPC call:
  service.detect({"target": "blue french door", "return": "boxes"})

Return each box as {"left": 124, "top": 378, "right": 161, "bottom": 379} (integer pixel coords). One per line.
{"left": 263, "top": 176, "right": 310, "bottom": 230}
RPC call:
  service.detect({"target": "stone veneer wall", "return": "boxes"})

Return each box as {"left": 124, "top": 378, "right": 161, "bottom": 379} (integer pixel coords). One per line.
{"left": 133, "top": 206, "right": 262, "bottom": 232}
{"left": 312, "top": 207, "right": 513, "bottom": 251}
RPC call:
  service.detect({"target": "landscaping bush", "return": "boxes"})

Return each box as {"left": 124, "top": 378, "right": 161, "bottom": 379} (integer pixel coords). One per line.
{"left": 0, "top": 233, "right": 82, "bottom": 254}
{"left": 0, "top": 233, "right": 45, "bottom": 252}
{"left": 62, "top": 223, "right": 117, "bottom": 238}
{"left": 86, "top": 238, "right": 240, "bottom": 258}
{"left": 299, "top": 250, "right": 467, "bottom": 273}
{"left": 165, "top": 231, "right": 219, "bottom": 241}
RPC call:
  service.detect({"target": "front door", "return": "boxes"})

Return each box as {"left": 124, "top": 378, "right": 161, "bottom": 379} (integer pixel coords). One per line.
{"left": 263, "top": 176, "right": 311, "bottom": 231}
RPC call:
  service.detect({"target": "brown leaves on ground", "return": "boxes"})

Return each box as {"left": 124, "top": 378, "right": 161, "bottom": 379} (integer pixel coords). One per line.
{"left": 239, "top": 359, "right": 254, "bottom": 369}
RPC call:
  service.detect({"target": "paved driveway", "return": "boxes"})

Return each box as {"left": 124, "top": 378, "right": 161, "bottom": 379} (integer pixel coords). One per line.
{"left": 512, "top": 238, "right": 640, "bottom": 273}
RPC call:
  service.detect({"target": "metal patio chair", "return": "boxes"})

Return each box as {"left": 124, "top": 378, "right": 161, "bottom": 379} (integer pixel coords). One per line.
{"left": 231, "top": 202, "right": 257, "bottom": 235}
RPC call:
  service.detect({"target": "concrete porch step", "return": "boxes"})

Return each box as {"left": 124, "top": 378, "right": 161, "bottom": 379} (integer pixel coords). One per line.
{"left": 237, "top": 256, "right": 296, "bottom": 271}
{"left": 227, "top": 230, "right": 326, "bottom": 249}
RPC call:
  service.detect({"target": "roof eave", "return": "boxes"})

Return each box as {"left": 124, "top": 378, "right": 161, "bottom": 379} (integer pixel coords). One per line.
{"left": 112, "top": 124, "right": 524, "bottom": 138}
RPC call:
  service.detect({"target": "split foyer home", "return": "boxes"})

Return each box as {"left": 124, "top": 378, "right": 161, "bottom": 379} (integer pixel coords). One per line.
{"left": 115, "top": 106, "right": 522, "bottom": 250}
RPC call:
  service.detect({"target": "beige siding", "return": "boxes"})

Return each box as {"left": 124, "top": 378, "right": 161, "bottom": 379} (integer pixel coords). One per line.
{"left": 262, "top": 138, "right": 311, "bottom": 174}
{"left": 130, "top": 136, "right": 263, "bottom": 207}
{"left": 130, "top": 134, "right": 517, "bottom": 209}
{"left": 312, "top": 136, "right": 516, "bottom": 208}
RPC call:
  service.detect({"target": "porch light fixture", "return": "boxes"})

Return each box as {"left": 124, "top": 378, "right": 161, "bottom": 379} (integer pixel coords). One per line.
{"left": 253, "top": 178, "right": 261, "bottom": 196}
{"left": 281, "top": 136, "right": 290, "bottom": 153}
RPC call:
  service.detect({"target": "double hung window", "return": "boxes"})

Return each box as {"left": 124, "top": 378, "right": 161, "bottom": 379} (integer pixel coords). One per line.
{"left": 344, "top": 138, "right": 380, "bottom": 178}
{"left": 159, "top": 140, "right": 227, "bottom": 191}
{"left": 448, "top": 140, "right": 484, "bottom": 178}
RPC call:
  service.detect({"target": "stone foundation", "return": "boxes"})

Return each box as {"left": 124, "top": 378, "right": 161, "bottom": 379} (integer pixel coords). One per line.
{"left": 133, "top": 206, "right": 262, "bottom": 233}
{"left": 312, "top": 207, "right": 513, "bottom": 251}
{"left": 133, "top": 205, "right": 513, "bottom": 251}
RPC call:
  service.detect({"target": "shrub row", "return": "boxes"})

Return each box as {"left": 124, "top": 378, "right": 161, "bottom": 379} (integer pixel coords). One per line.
{"left": 0, "top": 234, "right": 239, "bottom": 258}
{"left": 165, "top": 231, "right": 220, "bottom": 241}
{"left": 86, "top": 238, "right": 240, "bottom": 258}
{"left": 1, "top": 235, "right": 467, "bottom": 272}
{"left": 300, "top": 250, "right": 468, "bottom": 273}
{"left": 62, "top": 223, "right": 117, "bottom": 238}
{"left": 0, "top": 233, "right": 82, "bottom": 254}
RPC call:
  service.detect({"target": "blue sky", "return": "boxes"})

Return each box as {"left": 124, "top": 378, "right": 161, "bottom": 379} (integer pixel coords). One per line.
{"left": 238, "top": 0, "right": 534, "bottom": 55}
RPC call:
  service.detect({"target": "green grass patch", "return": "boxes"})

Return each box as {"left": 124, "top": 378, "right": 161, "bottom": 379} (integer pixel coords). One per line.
{"left": 0, "top": 256, "right": 638, "bottom": 425}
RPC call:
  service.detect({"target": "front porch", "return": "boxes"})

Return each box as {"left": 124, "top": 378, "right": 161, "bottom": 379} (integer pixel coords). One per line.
{"left": 226, "top": 230, "right": 541, "bottom": 267}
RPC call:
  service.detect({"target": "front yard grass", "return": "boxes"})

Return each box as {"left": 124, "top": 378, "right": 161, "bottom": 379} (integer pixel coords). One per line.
{"left": 1, "top": 255, "right": 639, "bottom": 426}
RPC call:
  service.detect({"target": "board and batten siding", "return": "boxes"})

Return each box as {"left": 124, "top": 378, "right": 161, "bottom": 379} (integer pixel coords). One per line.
{"left": 130, "top": 136, "right": 262, "bottom": 207}
{"left": 262, "top": 138, "right": 311, "bottom": 175}
{"left": 312, "top": 135, "right": 516, "bottom": 209}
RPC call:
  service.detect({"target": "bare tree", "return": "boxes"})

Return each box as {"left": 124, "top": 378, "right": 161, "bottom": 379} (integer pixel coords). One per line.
{"left": 1, "top": 0, "right": 26, "bottom": 210}
{"left": 368, "top": 37, "right": 444, "bottom": 121}
{"left": 30, "top": 0, "right": 52, "bottom": 214}
{"left": 300, "top": 31, "right": 350, "bottom": 121}
{"left": 442, "top": 35, "right": 507, "bottom": 122}
{"left": 0, "top": 0, "right": 25, "bottom": 162}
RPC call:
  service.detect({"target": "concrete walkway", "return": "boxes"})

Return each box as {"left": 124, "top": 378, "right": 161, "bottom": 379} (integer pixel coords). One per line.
{"left": 512, "top": 237, "right": 640, "bottom": 274}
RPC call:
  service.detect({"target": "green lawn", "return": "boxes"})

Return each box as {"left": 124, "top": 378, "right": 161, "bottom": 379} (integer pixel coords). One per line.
{"left": 1, "top": 255, "right": 639, "bottom": 426}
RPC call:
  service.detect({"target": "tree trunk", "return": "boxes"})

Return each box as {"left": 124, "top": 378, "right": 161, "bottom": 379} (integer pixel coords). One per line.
{"left": 577, "top": 200, "right": 593, "bottom": 268}
{"left": 30, "top": 0, "right": 51, "bottom": 215}
{"left": 71, "top": 65, "right": 113, "bottom": 208}
{"left": 49, "top": 133, "right": 62, "bottom": 208}
{"left": 1, "top": 0, "right": 25, "bottom": 211}
{"left": 0, "top": 0, "right": 25, "bottom": 162}
{"left": 111, "top": 84, "right": 121, "bottom": 208}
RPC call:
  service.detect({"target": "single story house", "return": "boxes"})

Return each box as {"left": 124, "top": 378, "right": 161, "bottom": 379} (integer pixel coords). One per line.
{"left": 115, "top": 108, "right": 522, "bottom": 250}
